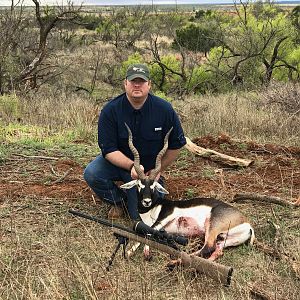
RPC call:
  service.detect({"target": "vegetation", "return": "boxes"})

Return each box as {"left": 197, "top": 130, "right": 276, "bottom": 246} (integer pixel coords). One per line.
{"left": 0, "top": 0, "right": 300, "bottom": 299}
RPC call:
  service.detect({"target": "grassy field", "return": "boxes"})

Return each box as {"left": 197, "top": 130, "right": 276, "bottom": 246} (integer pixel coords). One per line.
{"left": 1, "top": 85, "right": 299, "bottom": 299}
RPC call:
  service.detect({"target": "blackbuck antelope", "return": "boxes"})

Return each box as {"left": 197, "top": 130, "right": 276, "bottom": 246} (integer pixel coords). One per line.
{"left": 121, "top": 123, "right": 255, "bottom": 261}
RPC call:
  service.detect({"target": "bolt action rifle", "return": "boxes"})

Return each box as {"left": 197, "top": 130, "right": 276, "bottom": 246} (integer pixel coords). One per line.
{"left": 69, "top": 209, "right": 233, "bottom": 286}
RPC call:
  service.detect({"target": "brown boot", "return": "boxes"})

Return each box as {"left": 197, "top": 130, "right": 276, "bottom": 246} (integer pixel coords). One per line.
{"left": 107, "top": 206, "right": 124, "bottom": 220}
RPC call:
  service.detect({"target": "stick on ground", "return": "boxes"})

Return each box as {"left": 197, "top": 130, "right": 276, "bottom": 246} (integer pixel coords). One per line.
{"left": 185, "top": 137, "right": 253, "bottom": 167}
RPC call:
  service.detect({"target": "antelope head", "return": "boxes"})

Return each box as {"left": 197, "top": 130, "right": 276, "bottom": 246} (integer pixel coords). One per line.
{"left": 120, "top": 123, "right": 173, "bottom": 208}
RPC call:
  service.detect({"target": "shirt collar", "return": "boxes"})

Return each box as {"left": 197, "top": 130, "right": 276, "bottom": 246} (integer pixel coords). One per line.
{"left": 124, "top": 93, "right": 151, "bottom": 115}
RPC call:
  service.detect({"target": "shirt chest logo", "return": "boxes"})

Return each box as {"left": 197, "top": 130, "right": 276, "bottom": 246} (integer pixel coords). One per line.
{"left": 154, "top": 127, "right": 162, "bottom": 131}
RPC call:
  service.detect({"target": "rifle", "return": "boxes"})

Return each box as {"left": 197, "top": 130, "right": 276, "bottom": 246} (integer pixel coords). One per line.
{"left": 69, "top": 209, "right": 233, "bottom": 286}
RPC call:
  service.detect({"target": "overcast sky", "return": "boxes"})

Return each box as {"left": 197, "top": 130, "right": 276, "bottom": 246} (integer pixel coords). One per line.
{"left": 0, "top": 0, "right": 299, "bottom": 6}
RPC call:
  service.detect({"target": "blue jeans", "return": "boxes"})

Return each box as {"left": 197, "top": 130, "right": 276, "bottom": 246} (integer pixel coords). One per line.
{"left": 83, "top": 155, "right": 164, "bottom": 220}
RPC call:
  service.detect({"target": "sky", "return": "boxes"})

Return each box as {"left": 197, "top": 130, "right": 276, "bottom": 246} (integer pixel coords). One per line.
{"left": 0, "top": 0, "right": 299, "bottom": 6}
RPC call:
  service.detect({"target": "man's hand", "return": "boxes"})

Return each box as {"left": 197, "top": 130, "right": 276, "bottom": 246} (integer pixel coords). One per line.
{"left": 131, "top": 164, "right": 145, "bottom": 179}
{"left": 131, "top": 165, "right": 161, "bottom": 181}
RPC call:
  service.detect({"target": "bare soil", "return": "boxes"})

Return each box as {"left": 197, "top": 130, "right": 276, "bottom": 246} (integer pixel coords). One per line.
{"left": 1, "top": 135, "right": 299, "bottom": 202}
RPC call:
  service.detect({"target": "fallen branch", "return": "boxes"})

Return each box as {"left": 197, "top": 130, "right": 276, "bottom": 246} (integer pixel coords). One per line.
{"left": 185, "top": 137, "right": 253, "bottom": 167}
{"left": 232, "top": 193, "right": 299, "bottom": 208}
{"left": 13, "top": 153, "right": 59, "bottom": 160}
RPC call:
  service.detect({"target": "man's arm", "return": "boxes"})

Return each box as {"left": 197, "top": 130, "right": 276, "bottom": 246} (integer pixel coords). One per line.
{"left": 106, "top": 151, "right": 146, "bottom": 179}
{"left": 105, "top": 151, "right": 134, "bottom": 171}
{"left": 160, "top": 149, "right": 181, "bottom": 172}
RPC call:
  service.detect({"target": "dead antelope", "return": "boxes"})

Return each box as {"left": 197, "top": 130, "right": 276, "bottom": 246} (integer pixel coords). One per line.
{"left": 121, "top": 123, "right": 255, "bottom": 261}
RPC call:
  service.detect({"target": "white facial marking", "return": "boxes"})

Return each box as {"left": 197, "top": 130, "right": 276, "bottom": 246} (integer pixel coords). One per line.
{"left": 138, "top": 180, "right": 145, "bottom": 188}
{"left": 142, "top": 198, "right": 152, "bottom": 207}
{"left": 150, "top": 182, "right": 156, "bottom": 190}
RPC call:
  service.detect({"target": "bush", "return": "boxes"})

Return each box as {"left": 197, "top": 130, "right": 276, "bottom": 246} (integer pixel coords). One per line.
{"left": 78, "top": 14, "right": 103, "bottom": 31}
{"left": 260, "top": 81, "right": 300, "bottom": 115}
{"left": 150, "top": 55, "right": 182, "bottom": 94}
{"left": 121, "top": 53, "right": 145, "bottom": 78}
{"left": 173, "top": 23, "right": 220, "bottom": 55}
{"left": 186, "top": 65, "right": 213, "bottom": 94}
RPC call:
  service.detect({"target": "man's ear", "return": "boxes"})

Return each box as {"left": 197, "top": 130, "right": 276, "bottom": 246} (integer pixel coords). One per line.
{"left": 154, "top": 182, "right": 169, "bottom": 194}
{"left": 120, "top": 180, "right": 138, "bottom": 190}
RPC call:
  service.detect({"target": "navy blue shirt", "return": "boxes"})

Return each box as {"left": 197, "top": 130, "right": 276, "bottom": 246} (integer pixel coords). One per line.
{"left": 98, "top": 93, "right": 186, "bottom": 172}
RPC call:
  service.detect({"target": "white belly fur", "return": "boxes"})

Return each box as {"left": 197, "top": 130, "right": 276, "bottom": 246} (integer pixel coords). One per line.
{"left": 141, "top": 205, "right": 212, "bottom": 234}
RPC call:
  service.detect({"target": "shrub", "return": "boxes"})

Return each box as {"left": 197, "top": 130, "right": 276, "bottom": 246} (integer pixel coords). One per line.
{"left": 260, "top": 81, "right": 300, "bottom": 115}
{"left": 173, "top": 23, "right": 220, "bottom": 55}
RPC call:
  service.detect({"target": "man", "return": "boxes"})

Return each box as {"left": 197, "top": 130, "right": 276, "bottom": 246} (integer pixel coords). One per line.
{"left": 84, "top": 63, "right": 186, "bottom": 220}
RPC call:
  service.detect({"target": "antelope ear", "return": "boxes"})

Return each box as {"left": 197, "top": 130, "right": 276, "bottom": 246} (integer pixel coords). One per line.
{"left": 154, "top": 182, "right": 169, "bottom": 194}
{"left": 120, "top": 180, "right": 138, "bottom": 189}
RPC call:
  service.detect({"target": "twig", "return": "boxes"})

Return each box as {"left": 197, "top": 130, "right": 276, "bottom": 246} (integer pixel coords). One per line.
{"left": 13, "top": 153, "right": 59, "bottom": 160}
{"left": 91, "top": 194, "right": 97, "bottom": 205}
{"left": 268, "top": 219, "right": 282, "bottom": 252}
{"left": 255, "top": 230, "right": 299, "bottom": 279}
{"left": 49, "top": 164, "right": 59, "bottom": 176}
{"left": 215, "top": 168, "right": 226, "bottom": 189}
{"left": 254, "top": 240, "right": 281, "bottom": 259}
{"left": 46, "top": 168, "right": 73, "bottom": 185}
{"left": 232, "top": 193, "right": 299, "bottom": 208}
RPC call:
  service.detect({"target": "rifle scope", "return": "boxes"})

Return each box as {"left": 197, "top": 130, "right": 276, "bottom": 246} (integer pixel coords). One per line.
{"left": 133, "top": 221, "right": 188, "bottom": 246}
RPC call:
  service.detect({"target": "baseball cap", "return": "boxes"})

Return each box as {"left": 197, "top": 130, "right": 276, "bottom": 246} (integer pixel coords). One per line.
{"left": 126, "top": 64, "right": 150, "bottom": 81}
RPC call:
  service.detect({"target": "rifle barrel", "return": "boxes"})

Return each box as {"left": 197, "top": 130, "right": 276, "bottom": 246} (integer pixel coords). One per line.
{"left": 69, "top": 209, "right": 134, "bottom": 233}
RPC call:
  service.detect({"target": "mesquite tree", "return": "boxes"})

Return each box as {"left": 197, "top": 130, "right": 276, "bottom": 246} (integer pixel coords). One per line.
{"left": 0, "top": 0, "right": 81, "bottom": 94}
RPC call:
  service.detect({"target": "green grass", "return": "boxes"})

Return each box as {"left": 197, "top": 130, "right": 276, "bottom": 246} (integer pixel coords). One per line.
{"left": 0, "top": 122, "right": 98, "bottom": 165}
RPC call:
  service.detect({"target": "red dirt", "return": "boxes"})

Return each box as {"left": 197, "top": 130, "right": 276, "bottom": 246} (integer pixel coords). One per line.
{"left": 1, "top": 136, "right": 299, "bottom": 205}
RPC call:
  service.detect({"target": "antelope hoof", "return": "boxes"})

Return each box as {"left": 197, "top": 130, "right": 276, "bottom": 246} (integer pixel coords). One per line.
{"left": 199, "top": 246, "right": 215, "bottom": 259}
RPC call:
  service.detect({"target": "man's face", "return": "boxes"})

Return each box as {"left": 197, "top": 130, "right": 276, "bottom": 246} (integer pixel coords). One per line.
{"left": 124, "top": 78, "right": 151, "bottom": 101}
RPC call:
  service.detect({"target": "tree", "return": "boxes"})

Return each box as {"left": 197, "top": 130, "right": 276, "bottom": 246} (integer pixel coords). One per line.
{"left": 290, "top": 5, "right": 300, "bottom": 44}
{"left": 96, "top": 7, "right": 150, "bottom": 49}
{"left": 173, "top": 23, "right": 220, "bottom": 56}
{"left": 204, "top": 0, "right": 299, "bottom": 91}
{"left": 0, "top": 0, "right": 81, "bottom": 94}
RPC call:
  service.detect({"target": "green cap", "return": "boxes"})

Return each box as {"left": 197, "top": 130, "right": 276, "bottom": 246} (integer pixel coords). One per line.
{"left": 126, "top": 64, "right": 150, "bottom": 81}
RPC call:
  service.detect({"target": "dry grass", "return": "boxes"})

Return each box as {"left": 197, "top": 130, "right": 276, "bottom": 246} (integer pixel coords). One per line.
{"left": 176, "top": 88, "right": 300, "bottom": 146}
{"left": 1, "top": 192, "right": 299, "bottom": 300}
{"left": 5, "top": 80, "right": 300, "bottom": 148}
{"left": 0, "top": 156, "right": 299, "bottom": 300}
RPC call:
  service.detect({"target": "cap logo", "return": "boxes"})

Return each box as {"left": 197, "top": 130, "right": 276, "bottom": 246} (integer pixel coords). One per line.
{"left": 132, "top": 67, "right": 146, "bottom": 73}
